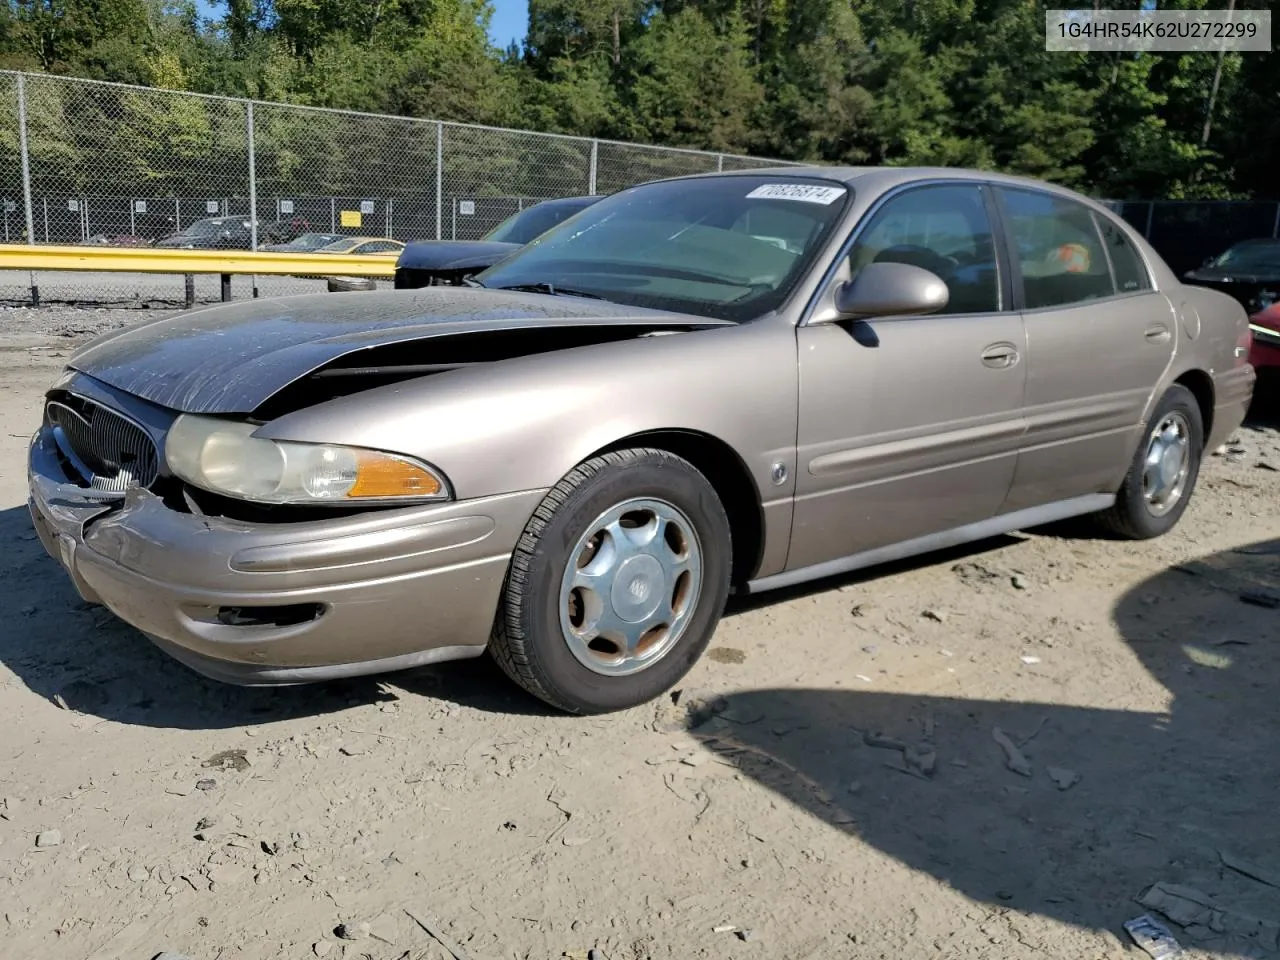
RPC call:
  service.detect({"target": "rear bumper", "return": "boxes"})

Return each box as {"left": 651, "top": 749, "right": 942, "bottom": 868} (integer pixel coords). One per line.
{"left": 1207, "top": 364, "right": 1257, "bottom": 451}
{"left": 28, "top": 425, "right": 545, "bottom": 685}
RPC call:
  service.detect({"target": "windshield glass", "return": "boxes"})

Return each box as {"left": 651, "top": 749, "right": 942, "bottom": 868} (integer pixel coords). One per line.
{"left": 485, "top": 203, "right": 586, "bottom": 244}
{"left": 284, "top": 233, "right": 335, "bottom": 250}
{"left": 1211, "top": 241, "right": 1280, "bottom": 270}
{"left": 182, "top": 219, "right": 225, "bottom": 237}
{"left": 475, "top": 176, "right": 850, "bottom": 321}
{"left": 319, "top": 238, "right": 362, "bottom": 253}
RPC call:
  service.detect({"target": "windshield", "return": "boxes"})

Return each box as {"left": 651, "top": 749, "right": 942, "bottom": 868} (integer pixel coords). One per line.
{"left": 1211, "top": 241, "right": 1280, "bottom": 270}
{"left": 284, "top": 233, "right": 338, "bottom": 250}
{"left": 181, "top": 219, "right": 227, "bottom": 237}
{"left": 485, "top": 202, "right": 588, "bottom": 245}
{"left": 318, "top": 238, "right": 362, "bottom": 253}
{"left": 475, "top": 176, "right": 850, "bottom": 321}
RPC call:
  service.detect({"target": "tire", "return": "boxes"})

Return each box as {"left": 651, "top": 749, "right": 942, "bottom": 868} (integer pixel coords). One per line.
{"left": 489, "top": 448, "right": 732, "bottom": 714}
{"left": 326, "top": 276, "right": 377, "bottom": 293}
{"left": 1095, "top": 384, "right": 1204, "bottom": 539}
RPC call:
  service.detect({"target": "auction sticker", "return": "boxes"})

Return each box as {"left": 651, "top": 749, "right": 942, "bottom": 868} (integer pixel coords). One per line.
{"left": 746, "top": 183, "right": 846, "bottom": 205}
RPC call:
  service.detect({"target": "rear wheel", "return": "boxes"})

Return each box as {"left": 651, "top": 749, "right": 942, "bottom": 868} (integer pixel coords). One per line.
{"left": 1095, "top": 384, "right": 1204, "bottom": 539}
{"left": 489, "top": 448, "right": 732, "bottom": 714}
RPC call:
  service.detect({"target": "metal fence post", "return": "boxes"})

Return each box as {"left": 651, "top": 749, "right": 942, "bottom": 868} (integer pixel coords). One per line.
{"left": 1273, "top": 202, "right": 1279, "bottom": 238}
{"left": 435, "top": 122, "right": 444, "bottom": 241}
{"left": 1144, "top": 202, "right": 1155, "bottom": 238}
{"left": 247, "top": 100, "right": 257, "bottom": 251}
{"left": 16, "top": 75, "right": 35, "bottom": 247}
{"left": 717, "top": 155, "right": 725, "bottom": 172}
{"left": 589, "top": 139, "right": 599, "bottom": 195}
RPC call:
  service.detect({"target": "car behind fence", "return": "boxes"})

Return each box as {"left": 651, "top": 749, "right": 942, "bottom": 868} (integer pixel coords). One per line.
{"left": 0, "top": 69, "right": 1276, "bottom": 307}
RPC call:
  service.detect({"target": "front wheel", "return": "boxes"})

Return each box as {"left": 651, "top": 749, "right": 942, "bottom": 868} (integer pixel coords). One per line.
{"left": 1095, "top": 384, "right": 1204, "bottom": 539}
{"left": 489, "top": 448, "right": 732, "bottom": 714}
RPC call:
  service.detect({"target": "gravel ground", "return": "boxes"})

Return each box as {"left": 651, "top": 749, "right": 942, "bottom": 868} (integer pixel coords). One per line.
{"left": 1, "top": 310, "right": 1278, "bottom": 960}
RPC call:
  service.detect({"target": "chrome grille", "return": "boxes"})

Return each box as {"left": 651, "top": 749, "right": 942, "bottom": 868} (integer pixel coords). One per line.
{"left": 47, "top": 396, "right": 160, "bottom": 493}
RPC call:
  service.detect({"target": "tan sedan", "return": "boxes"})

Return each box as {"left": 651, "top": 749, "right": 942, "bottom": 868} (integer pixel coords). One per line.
{"left": 27, "top": 168, "right": 1256, "bottom": 714}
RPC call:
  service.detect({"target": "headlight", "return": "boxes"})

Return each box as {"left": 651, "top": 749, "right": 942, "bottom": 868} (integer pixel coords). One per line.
{"left": 165, "top": 415, "right": 450, "bottom": 504}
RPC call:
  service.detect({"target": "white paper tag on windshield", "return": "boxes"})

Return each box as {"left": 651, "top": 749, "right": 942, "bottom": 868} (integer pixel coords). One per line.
{"left": 746, "top": 183, "right": 846, "bottom": 205}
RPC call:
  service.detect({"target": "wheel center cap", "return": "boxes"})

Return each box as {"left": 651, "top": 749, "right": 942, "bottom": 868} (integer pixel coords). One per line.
{"left": 611, "top": 555, "right": 665, "bottom": 623}
{"left": 1159, "top": 443, "right": 1182, "bottom": 488}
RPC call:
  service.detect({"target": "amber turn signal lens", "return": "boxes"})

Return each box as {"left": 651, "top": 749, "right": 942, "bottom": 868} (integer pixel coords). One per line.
{"left": 347, "top": 451, "right": 443, "bottom": 499}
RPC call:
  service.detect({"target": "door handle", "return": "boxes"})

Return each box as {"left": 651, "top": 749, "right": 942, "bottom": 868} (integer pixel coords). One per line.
{"left": 981, "top": 343, "right": 1019, "bottom": 369}
{"left": 1145, "top": 324, "right": 1172, "bottom": 344}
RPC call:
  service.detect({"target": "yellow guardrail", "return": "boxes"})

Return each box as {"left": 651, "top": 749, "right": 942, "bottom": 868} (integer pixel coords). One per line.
{"left": 0, "top": 243, "right": 397, "bottom": 278}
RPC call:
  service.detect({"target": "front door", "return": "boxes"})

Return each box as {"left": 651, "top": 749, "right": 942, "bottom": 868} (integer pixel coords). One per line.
{"left": 993, "top": 186, "right": 1177, "bottom": 512}
{"left": 789, "top": 182, "right": 1027, "bottom": 572}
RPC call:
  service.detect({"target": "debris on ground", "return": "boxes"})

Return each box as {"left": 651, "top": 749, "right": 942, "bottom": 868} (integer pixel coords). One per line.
{"left": 195, "top": 779, "right": 216, "bottom": 792}
{"left": 202, "top": 749, "right": 249, "bottom": 771}
{"left": 903, "top": 745, "right": 936, "bottom": 778}
{"left": 404, "top": 908, "right": 474, "bottom": 960}
{"left": 1136, "top": 881, "right": 1280, "bottom": 950}
{"left": 951, "top": 561, "right": 1002, "bottom": 585}
{"left": 335, "top": 921, "right": 371, "bottom": 941}
{"left": 736, "top": 928, "right": 760, "bottom": 942}
{"left": 992, "top": 727, "right": 1032, "bottom": 777}
{"left": 1048, "top": 767, "right": 1080, "bottom": 791}
{"left": 35, "top": 829, "right": 61, "bottom": 848}
{"left": 1240, "top": 590, "right": 1280, "bottom": 609}
{"left": 1124, "top": 914, "right": 1184, "bottom": 959}
{"left": 1220, "top": 850, "right": 1280, "bottom": 890}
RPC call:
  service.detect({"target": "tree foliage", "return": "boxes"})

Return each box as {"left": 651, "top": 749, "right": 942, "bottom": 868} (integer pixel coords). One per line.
{"left": 1, "top": 0, "right": 1276, "bottom": 198}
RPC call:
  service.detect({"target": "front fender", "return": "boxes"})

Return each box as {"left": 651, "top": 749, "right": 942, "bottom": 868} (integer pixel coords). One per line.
{"left": 255, "top": 318, "right": 800, "bottom": 507}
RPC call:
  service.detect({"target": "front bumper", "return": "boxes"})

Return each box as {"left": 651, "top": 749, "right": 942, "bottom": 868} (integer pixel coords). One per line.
{"left": 27, "top": 426, "right": 545, "bottom": 685}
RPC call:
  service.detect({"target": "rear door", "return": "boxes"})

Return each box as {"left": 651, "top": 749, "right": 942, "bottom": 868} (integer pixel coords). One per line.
{"left": 789, "top": 181, "right": 1027, "bottom": 570}
{"left": 994, "top": 186, "right": 1175, "bottom": 511}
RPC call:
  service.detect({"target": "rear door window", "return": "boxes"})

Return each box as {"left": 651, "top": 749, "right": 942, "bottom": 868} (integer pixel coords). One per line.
{"left": 998, "top": 188, "right": 1116, "bottom": 309}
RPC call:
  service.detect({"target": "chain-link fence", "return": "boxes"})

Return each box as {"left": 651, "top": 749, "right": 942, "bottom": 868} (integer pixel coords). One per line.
{"left": 1101, "top": 199, "right": 1280, "bottom": 277}
{"left": 0, "top": 70, "right": 803, "bottom": 307}
{"left": 3, "top": 69, "right": 1278, "bottom": 308}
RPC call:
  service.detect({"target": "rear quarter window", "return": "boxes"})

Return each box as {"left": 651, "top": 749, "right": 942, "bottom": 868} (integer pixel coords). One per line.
{"left": 1093, "top": 214, "right": 1153, "bottom": 294}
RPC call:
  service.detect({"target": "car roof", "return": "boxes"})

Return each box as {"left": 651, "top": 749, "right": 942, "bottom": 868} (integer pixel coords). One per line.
{"left": 668, "top": 165, "right": 1117, "bottom": 210}
{"left": 530, "top": 195, "right": 603, "bottom": 209}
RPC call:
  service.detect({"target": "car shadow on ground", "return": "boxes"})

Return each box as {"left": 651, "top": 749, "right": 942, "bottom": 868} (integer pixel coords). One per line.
{"left": 0, "top": 497, "right": 1058, "bottom": 730}
{"left": 684, "top": 537, "right": 1280, "bottom": 956}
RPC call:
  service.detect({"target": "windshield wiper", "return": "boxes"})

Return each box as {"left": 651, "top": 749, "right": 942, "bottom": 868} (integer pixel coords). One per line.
{"left": 492, "top": 282, "right": 605, "bottom": 300}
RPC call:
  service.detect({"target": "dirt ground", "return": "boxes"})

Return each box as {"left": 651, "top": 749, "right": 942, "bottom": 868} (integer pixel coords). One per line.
{"left": 1, "top": 309, "right": 1278, "bottom": 960}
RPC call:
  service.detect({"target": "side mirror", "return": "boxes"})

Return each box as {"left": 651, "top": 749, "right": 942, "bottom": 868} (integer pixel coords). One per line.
{"left": 832, "top": 261, "right": 949, "bottom": 319}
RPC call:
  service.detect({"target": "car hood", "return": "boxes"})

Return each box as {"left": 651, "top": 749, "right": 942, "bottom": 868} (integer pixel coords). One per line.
{"left": 1185, "top": 267, "right": 1280, "bottom": 284}
{"left": 397, "top": 240, "right": 521, "bottom": 272}
{"left": 66, "top": 288, "right": 729, "bottom": 415}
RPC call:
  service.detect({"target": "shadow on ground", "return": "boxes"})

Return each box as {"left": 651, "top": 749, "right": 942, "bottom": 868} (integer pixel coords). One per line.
{"left": 685, "top": 537, "right": 1280, "bottom": 956}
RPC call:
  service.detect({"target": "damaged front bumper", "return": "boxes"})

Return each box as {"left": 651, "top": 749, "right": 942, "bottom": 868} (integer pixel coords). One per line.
{"left": 27, "top": 425, "right": 543, "bottom": 685}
